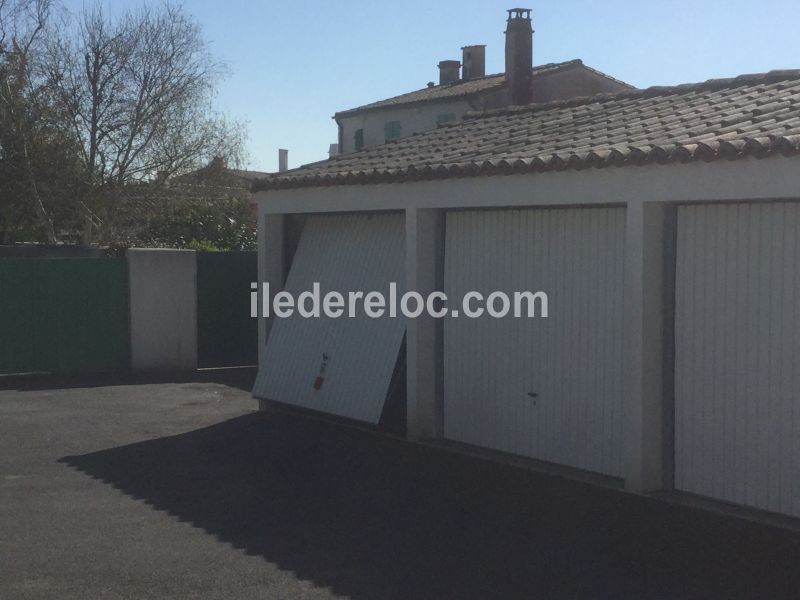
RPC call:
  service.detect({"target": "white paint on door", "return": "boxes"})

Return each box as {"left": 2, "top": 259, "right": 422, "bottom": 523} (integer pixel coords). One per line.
{"left": 443, "top": 207, "right": 626, "bottom": 477}
{"left": 253, "top": 212, "right": 406, "bottom": 423}
{"left": 675, "top": 201, "right": 800, "bottom": 517}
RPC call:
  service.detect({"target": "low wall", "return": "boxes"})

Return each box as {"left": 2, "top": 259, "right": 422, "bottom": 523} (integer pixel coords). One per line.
{"left": 0, "top": 245, "right": 107, "bottom": 258}
{"left": 0, "top": 249, "right": 257, "bottom": 375}
{"left": 128, "top": 249, "right": 198, "bottom": 370}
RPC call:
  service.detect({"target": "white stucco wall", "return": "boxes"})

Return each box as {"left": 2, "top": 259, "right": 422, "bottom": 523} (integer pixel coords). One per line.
{"left": 257, "top": 156, "right": 800, "bottom": 215}
{"left": 128, "top": 248, "right": 198, "bottom": 370}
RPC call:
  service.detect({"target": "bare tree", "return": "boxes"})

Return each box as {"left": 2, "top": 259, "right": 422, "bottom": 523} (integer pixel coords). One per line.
{"left": 0, "top": 0, "right": 57, "bottom": 242}
{"left": 42, "top": 2, "right": 245, "bottom": 236}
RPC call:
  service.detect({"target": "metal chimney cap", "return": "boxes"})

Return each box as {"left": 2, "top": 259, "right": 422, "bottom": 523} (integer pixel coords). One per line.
{"left": 507, "top": 8, "right": 531, "bottom": 20}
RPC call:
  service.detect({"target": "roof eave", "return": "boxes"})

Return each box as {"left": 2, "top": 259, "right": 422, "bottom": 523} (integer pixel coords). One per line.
{"left": 252, "top": 141, "right": 800, "bottom": 193}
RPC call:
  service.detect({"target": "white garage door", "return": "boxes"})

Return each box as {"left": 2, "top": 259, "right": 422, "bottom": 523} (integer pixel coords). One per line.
{"left": 253, "top": 213, "right": 405, "bottom": 423}
{"left": 444, "top": 207, "right": 626, "bottom": 477}
{"left": 675, "top": 202, "right": 800, "bottom": 517}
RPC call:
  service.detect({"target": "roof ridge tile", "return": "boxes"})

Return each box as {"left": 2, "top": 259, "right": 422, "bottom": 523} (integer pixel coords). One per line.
{"left": 462, "top": 69, "right": 800, "bottom": 121}
{"left": 333, "top": 59, "right": 630, "bottom": 117}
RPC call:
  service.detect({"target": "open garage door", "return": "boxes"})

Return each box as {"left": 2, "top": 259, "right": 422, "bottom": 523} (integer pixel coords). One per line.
{"left": 253, "top": 213, "right": 405, "bottom": 424}
{"left": 444, "top": 207, "right": 625, "bottom": 477}
{"left": 675, "top": 202, "right": 800, "bottom": 517}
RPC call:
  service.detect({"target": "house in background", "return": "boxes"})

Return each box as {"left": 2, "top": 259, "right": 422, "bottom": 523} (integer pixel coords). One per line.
{"left": 172, "top": 156, "right": 271, "bottom": 221}
{"left": 333, "top": 9, "right": 633, "bottom": 155}
{"left": 110, "top": 157, "right": 270, "bottom": 246}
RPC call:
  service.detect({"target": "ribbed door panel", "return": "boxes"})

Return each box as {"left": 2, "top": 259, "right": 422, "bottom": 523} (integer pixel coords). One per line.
{"left": 253, "top": 213, "right": 405, "bottom": 423}
{"left": 675, "top": 202, "right": 800, "bottom": 517}
{"left": 444, "top": 207, "right": 625, "bottom": 477}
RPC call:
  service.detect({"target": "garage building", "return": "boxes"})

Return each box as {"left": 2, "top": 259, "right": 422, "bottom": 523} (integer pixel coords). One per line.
{"left": 253, "top": 69, "right": 800, "bottom": 520}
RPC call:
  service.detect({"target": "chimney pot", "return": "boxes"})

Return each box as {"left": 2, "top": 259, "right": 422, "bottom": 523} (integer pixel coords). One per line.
{"left": 278, "top": 149, "right": 288, "bottom": 172}
{"left": 438, "top": 60, "right": 461, "bottom": 85}
{"left": 504, "top": 7, "right": 533, "bottom": 105}
{"left": 461, "top": 45, "right": 486, "bottom": 80}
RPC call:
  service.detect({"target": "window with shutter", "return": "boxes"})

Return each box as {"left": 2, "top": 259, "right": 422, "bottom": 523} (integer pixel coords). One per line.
{"left": 384, "top": 121, "right": 401, "bottom": 141}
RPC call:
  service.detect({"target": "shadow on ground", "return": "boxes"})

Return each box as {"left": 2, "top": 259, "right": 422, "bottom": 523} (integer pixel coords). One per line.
{"left": 1, "top": 366, "right": 257, "bottom": 392}
{"left": 60, "top": 410, "right": 800, "bottom": 599}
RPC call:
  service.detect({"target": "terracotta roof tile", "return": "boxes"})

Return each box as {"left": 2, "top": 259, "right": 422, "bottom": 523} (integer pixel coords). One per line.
{"left": 256, "top": 70, "right": 800, "bottom": 192}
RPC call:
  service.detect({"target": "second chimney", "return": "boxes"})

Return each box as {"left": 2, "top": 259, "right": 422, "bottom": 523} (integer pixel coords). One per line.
{"left": 278, "top": 149, "right": 288, "bottom": 172}
{"left": 505, "top": 8, "right": 533, "bottom": 105}
{"left": 438, "top": 60, "right": 461, "bottom": 85}
{"left": 461, "top": 45, "right": 486, "bottom": 80}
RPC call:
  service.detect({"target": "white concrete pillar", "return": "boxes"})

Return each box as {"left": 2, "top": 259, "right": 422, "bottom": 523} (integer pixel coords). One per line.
{"left": 624, "top": 200, "right": 672, "bottom": 492}
{"left": 405, "top": 207, "right": 444, "bottom": 440}
{"left": 128, "top": 248, "right": 197, "bottom": 370}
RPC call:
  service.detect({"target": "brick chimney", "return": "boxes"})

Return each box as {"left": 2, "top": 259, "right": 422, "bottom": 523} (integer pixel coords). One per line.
{"left": 461, "top": 45, "right": 486, "bottom": 80}
{"left": 438, "top": 60, "right": 461, "bottom": 85}
{"left": 504, "top": 8, "right": 533, "bottom": 105}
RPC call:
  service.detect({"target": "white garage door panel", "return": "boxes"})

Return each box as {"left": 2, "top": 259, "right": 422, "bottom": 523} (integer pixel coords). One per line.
{"left": 444, "top": 207, "right": 625, "bottom": 477}
{"left": 675, "top": 202, "right": 800, "bottom": 517}
{"left": 253, "top": 213, "right": 405, "bottom": 423}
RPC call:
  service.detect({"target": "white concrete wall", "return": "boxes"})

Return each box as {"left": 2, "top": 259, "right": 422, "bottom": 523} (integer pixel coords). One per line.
{"left": 257, "top": 156, "right": 800, "bottom": 215}
{"left": 405, "top": 208, "right": 444, "bottom": 439}
{"left": 128, "top": 248, "right": 197, "bottom": 370}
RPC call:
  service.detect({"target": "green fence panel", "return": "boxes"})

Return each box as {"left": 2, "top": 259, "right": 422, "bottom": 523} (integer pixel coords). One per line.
{"left": 197, "top": 251, "right": 257, "bottom": 368}
{"left": 0, "top": 257, "right": 129, "bottom": 374}
{"left": 0, "top": 259, "right": 38, "bottom": 374}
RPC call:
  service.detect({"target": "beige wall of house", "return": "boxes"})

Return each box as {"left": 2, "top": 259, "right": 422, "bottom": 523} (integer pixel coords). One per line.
{"left": 337, "top": 98, "right": 474, "bottom": 155}
{"left": 336, "top": 66, "right": 631, "bottom": 155}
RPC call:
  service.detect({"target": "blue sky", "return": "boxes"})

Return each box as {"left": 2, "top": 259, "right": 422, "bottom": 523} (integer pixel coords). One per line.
{"left": 62, "top": 0, "right": 800, "bottom": 172}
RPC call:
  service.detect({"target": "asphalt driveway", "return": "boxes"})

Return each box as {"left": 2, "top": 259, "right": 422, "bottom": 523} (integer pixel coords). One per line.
{"left": 2, "top": 370, "right": 800, "bottom": 599}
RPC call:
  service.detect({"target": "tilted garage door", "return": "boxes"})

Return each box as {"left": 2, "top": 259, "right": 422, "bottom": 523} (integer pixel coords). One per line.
{"left": 675, "top": 202, "right": 800, "bottom": 517}
{"left": 444, "top": 207, "right": 626, "bottom": 477}
{"left": 253, "top": 213, "right": 405, "bottom": 423}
